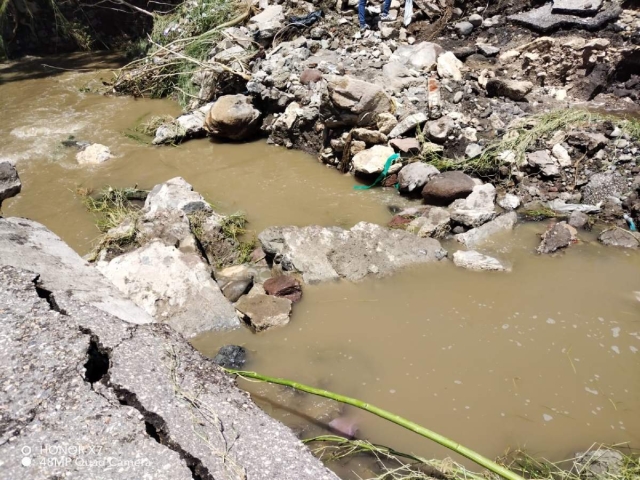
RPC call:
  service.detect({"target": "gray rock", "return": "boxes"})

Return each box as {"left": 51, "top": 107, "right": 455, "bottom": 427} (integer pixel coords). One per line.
{"left": 426, "top": 115, "right": 454, "bottom": 143}
{"left": 450, "top": 184, "right": 497, "bottom": 228}
{"left": 437, "top": 52, "right": 464, "bottom": 81}
{"left": 258, "top": 222, "right": 447, "bottom": 284}
{"left": 352, "top": 128, "right": 388, "bottom": 144}
{"left": 205, "top": 94, "right": 261, "bottom": 140}
{"left": 453, "top": 91, "right": 464, "bottom": 103}
{"left": 97, "top": 241, "right": 239, "bottom": 338}
{"left": 398, "top": 162, "right": 440, "bottom": 193}
{"left": 389, "top": 112, "right": 428, "bottom": 138}
{"left": 537, "top": 221, "right": 577, "bottom": 254}
{"left": 236, "top": 294, "right": 292, "bottom": 332}
{"left": 144, "top": 176, "right": 212, "bottom": 216}
{"left": 581, "top": 172, "right": 628, "bottom": 204}
{"left": 0, "top": 265, "right": 338, "bottom": 480}
{"left": 465, "top": 143, "right": 483, "bottom": 158}
{"left": 508, "top": 3, "right": 622, "bottom": 33}
{"left": 0, "top": 161, "right": 21, "bottom": 208}
{"left": 249, "top": 4, "right": 284, "bottom": 39}
{"left": 390, "top": 138, "right": 421, "bottom": 153}
{"left": 552, "top": 0, "right": 603, "bottom": 16}
{"left": 377, "top": 112, "right": 398, "bottom": 134}
{"left": 352, "top": 145, "right": 401, "bottom": 176}
{"left": 476, "top": 44, "right": 500, "bottom": 56}
{"left": 407, "top": 207, "right": 451, "bottom": 238}
{"left": 222, "top": 279, "right": 253, "bottom": 302}
{"left": 325, "top": 75, "right": 393, "bottom": 125}
{"left": 527, "top": 150, "right": 560, "bottom": 177}
{"left": 453, "top": 250, "right": 511, "bottom": 271}
{"left": 422, "top": 171, "right": 476, "bottom": 205}
{"left": 468, "top": 14, "right": 483, "bottom": 27}
{"left": 0, "top": 217, "right": 153, "bottom": 325}
{"left": 213, "top": 344, "right": 247, "bottom": 369}
{"left": 573, "top": 448, "right": 624, "bottom": 479}
{"left": 598, "top": 228, "right": 639, "bottom": 248}
{"left": 382, "top": 62, "right": 425, "bottom": 91}
{"left": 498, "top": 193, "right": 521, "bottom": 210}
{"left": 486, "top": 78, "right": 533, "bottom": 101}
{"left": 455, "top": 21, "right": 474, "bottom": 36}
{"left": 455, "top": 212, "right": 518, "bottom": 248}
{"left": 568, "top": 210, "right": 590, "bottom": 229}
{"left": 389, "top": 42, "right": 444, "bottom": 70}
{"left": 551, "top": 143, "right": 572, "bottom": 167}
{"left": 153, "top": 103, "right": 212, "bottom": 145}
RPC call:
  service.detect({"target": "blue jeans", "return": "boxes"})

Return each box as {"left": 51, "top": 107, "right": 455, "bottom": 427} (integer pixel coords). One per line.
{"left": 359, "top": 0, "right": 391, "bottom": 27}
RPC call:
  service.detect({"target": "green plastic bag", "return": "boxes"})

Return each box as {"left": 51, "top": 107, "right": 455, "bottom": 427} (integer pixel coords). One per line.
{"left": 353, "top": 153, "right": 400, "bottom": 190}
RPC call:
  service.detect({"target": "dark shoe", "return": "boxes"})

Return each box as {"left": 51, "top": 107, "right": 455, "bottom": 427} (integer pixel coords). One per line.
{"left": 360, "top": 24, "right": 370, "bottom": 32}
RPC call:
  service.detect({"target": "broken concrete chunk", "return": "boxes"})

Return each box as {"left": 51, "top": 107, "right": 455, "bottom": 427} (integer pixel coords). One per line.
{"left": 455, "top": 212, "right": 518, "bottom": 248}
{"left": 537, "top": 221, "right": 578, "bottom": 254}
{"left": 453, "top": 250, "right": 511, "bottom": 271}
{"left": 508, "top": 3, "right": 622, "bottom": 33}
{"left": 236, "top": 294, "right": 292, "bottom": 332}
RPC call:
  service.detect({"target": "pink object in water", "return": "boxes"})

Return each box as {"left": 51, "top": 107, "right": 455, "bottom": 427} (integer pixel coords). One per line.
{"left": 328, "top": 416, "right": 359, "bottom": 439}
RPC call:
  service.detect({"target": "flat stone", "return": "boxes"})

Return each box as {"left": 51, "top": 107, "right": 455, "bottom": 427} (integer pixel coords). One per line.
{"left": 390, "top": 138, "right": 421, "bottom": 153}
{"left": 527, "top": 150, "right": 560, "bottom": 177}
{"left": 259, "top": 222, "right": 447, "bottom": 284}
{"left": 509, "top": 3, "right": 622, "bottom": 33}
{"left": 477, "top": 44, "right": 500, "bottom": 56}
{"left": 552, "top": 0, "right": 603, "bottom": 16}
{"left": 453, "top": 250, "right": 511, "bottom": 271}
{"left": 455, "top": 212, "right": 518, "bottom": 248}
{"left": 382, "top": 62, "right": 425, "bottom": 91}
{"left": 407, "top": 207, "right": 451, "bottom": 238}
{"left": 598, "top": 228, "right": 639, "bottom": 248}
{"left": 537, "top": 221, "right": 578, "bottom": 254}
{"left": 568, "top": 210, "right": 590, "bottom": 229}
{"left": 236, "top": 294, "right": 292, "bottom": 332}
{"left": 0, "top": 161, "right": 21, "bottom": 207}
{"left": 352, "top": 128, "right": 388, "bottom": 144}
{"left": 389, "top": 112, "right": 428, "bottom": 138}
{"left": 263, "top": 275, "right": 303, "bottom": 303}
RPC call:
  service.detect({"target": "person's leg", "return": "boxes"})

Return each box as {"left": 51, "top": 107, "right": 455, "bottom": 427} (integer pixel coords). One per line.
{"left": 358, "top": 0, "right": 367, "bottom": 26}
{"left": 382, "top": 0, "right": 391, "bottom": 15}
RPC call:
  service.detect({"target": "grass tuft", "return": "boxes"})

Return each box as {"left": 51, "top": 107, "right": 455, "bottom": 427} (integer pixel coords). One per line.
{"left": 521, "top": 207, "right": 558, "bottom": 222}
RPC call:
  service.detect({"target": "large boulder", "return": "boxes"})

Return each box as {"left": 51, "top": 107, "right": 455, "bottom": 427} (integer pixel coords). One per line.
{"left": 486, "top": 78, "right": 533, "bottom": 101}
{"left": 97, "top": 241, "right": 239, "bottom": 338}
{"left": 422, "top": 171, "right": 476, "bottom": 205}
{"left": 258, "top": 222, "right": 447, "bottom": 284}
{"left": 389, "top": 42, "right": 444, "bottom": 70}
{"left": 537, "top": 221, "right": 578, "bottom": 254}
{"left": 455, "top": 212, "right": 518, "bottom": 248}
{"left": 0, "top": 161, "right": 21, "bottom": 208}
{"left": 453, "top": 250, "right": 511, "bottom": 272}
{"left": 398, "top": 162, "right": 440, "bottom": 193}
{"left": 325, "top": 75, "right": 393, "bottom": 125}
{"left": 352, "top": 145, "right": 401, "bottom": 176}
{"left": 0, "top": 265, "right": 339, "bottom": 480}
{"left": 598, "top": 228, "right": 639, "bottom": 248}
{"left": 205, "top": 94, "right": 261, "bottom": 140}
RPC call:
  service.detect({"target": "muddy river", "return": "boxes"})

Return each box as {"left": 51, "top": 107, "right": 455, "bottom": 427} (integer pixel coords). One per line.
{"left": 2, "top": 54, "right": 639, "bottom": 477}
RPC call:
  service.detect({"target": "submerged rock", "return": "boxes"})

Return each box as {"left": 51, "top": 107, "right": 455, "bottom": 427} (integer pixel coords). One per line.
{"left": 537, "top": 221, "right": 578, "bottom": 254}
{"left": 568, "top": 210, "right": 590, "bottom": 229}
{"left": 0, "top": 161, "right": 21, "bottom": 208}
{"left": 236, "top": 294, "right": 292, "bottom": 332}
{"left": 422, "top": 171, "right": 476, "bottom": 206}
{"left": 213, "top": 345, "right": 247, "bottom": 369}
{"left": 76, "top": 143, "right": 112, "bottom": 165}
{"left": 455, "top": 212, "right": 518, "bottom": 248}
{"left": 97, "top": 241, "right": 239, "bottom": 338}
{"left": 450, "top": 184, "right": 497, "bottom": 228}
{"left": 453, "top": 250, "right": 511, "bottom": 272}
{"left": 264, "top": 275, "right": 303, "bottom": 303}
{"left": 259, "top": 222, "right": 447, "bottom": 284}
{"left": 573, "top": 448, "right": 624, "bottom": 479}
{"left": 407, "top": 207, "right": 451, "bottom": 238}
{"left": 205, "top": 94, "right": 261, "bottom": 140}
{"left": 153, "top": 103, "right": 213, "bottom": 145}
{"left": 598, "top": 228, "right": 639, "bottom": 248}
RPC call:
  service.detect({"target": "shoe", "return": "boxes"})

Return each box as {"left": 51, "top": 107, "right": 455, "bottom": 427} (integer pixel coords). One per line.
{"left": 360, "top": 24, "right": 370, "bottom": 31}
{"left": 380, "top": 13, "right": 392, "bottom": 21}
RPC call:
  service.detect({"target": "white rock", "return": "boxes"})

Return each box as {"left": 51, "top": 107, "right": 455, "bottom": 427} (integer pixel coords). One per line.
{"left": 437, "top": 51, "right": 464, "bottom": 81}
{"left": 76, "top": 144, "right": 112, "bottom": 165}
{"left": 498, "top": 193, "right": 521, "bottom": 210}
{"left": 352, "top": 145, "right": 401, "bottom": 175}
{"left": 455, "top": 212, "right": 517, "bottom": 248}
{"left": 453, "top": 250, "right": 510, "bottom": 271}
{"left": 551, "top": 143, "right": 572, "bottom": 167}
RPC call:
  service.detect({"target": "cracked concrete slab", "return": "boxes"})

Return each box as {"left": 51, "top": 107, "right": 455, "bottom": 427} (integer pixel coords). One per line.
{"left": 0, "top": 262, "right": 339, "bottom": 480}
{"left": 509, "top": 2, "right": 622, "bottom": 32}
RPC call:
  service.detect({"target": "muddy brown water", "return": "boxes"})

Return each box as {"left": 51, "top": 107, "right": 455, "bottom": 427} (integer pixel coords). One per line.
{"left": 2, "top": 54, "right": 639, "bottom": 478}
